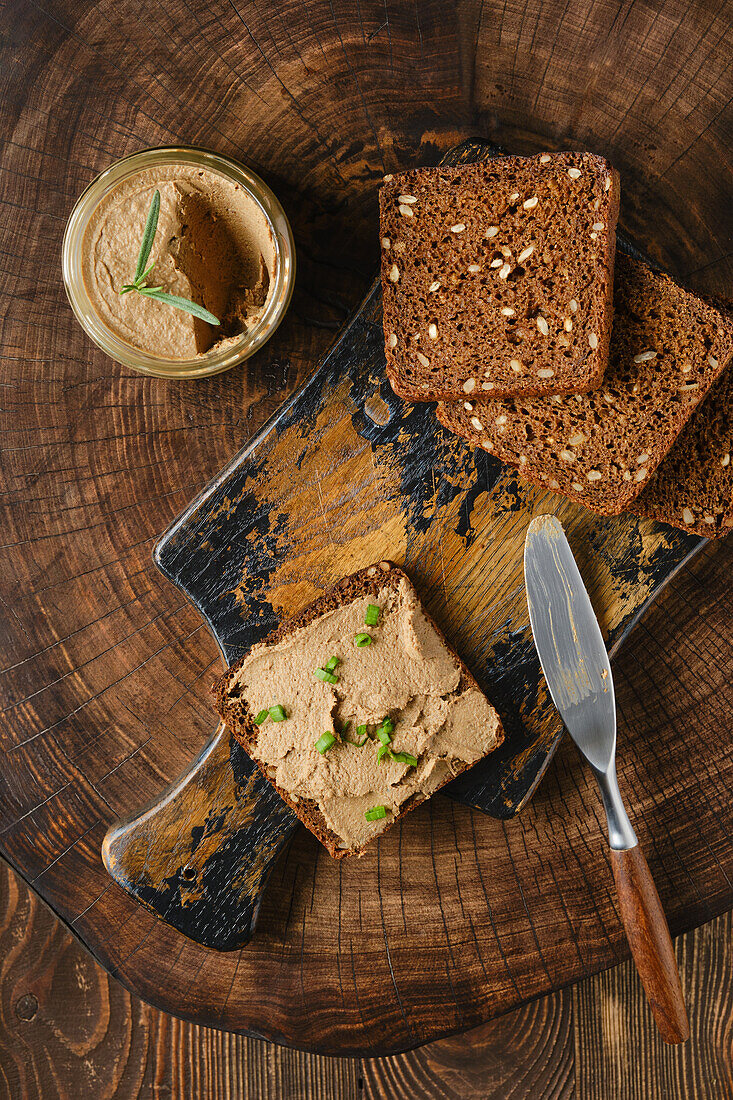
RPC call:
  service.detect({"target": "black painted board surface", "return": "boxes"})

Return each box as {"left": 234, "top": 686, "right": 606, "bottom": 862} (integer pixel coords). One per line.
{"left": 102, "top": 140, "right": 703, "bottom": 949}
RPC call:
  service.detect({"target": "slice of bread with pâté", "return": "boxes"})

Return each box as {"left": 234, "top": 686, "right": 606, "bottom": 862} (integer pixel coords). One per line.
{"left": 437, "top": 253, "right": 733, "bottom": 516}
{"left": 380, "top": 151, "right": 619, "bottom": 402}
{"left": 213, "top": 562, "right": 504, "bottom": 858}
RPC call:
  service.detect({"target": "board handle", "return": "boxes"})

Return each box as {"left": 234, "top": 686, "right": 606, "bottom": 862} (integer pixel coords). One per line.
{"left": 102, "top": 723, "right": 297, "bottom": 950}
{"left": 610, "top": 845, "right": 690, "bottom": 1044}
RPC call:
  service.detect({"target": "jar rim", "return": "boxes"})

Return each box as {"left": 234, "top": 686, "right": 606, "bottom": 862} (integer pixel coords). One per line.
{"left": 62, "top": 146, "right": 295, "bottom": 378}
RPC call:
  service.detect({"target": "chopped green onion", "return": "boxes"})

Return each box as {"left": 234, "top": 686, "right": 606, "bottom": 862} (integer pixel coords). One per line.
{"left": 365, "top": 805, "right": 387, "bottom": 821}
{"left": 269, "top": 705, "right": 287, "bottom": 722}
{"left": 375, "top": 717, "right": 394, "bottom": 739}
{"left": 339, "top": 720, "right": 350, "bottom": 733}
{"left": 350, "top": 735, "right": 369, "bottom": 747}
{"left": 356, "top": 724, "right": 368, "bottom": 737}
{"left": 325, "top": 656, "right": 340, "bottom": 673}
{"left": 365, "top": 604, "right": 380, "bottom": 627}
{"left": 315, "top": 731, "right": 336, "bottom": 754}
{"left": 314, "top": 667, "right": 339, "bottom": 684}
{"left": 377, "top": 744, "right": 391, "bottom": 763}
{"left": 254, "top": 709, "right": 269, "bottom": 725}
{"left": 354, "top": 632, "right": 372, "bottom": 647}
{"left": 376, "top": 726, "right": 392, "bottom": 746}
{"left": 390, "top": 751, "right": 418, "bottom": 767}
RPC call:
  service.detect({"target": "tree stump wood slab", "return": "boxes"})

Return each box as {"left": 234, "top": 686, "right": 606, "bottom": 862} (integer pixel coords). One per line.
{"left": 0, "top": 0, "right": 731, "bottom": 1055}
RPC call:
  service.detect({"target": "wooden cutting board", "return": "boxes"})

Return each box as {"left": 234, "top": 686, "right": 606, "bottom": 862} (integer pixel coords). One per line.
{"left": 103, "top": 140, "right": 703, "bottom": 951}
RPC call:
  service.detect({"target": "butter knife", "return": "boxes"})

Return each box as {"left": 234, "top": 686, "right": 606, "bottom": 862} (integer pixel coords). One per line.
{"left": 524, "top": 514, "right": 689, "bottom": 1045}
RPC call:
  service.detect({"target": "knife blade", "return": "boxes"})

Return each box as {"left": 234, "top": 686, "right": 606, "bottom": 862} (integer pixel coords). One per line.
{"left": 524, "top": 514, "right": 689, "bottom": 1045}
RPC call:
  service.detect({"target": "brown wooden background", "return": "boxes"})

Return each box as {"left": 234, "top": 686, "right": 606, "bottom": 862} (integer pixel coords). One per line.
{"left": 1, "top": 0, "right": 732, "bottom": 1084}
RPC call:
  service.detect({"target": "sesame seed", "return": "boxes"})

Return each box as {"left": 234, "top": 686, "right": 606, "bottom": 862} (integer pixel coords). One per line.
{"left": 709, "top": 355, "right": 719, "bottom": 368}
{"left": 604, "top": 176, "right": 611, "bottom": 191}
{"left": 470, "top": 417, "right": 483, "bottom": 431}
{"left": 509, "top": 359, "right": 522, "bottom": 373}
{"left": 481, "top": 381, "right": 494, "bottom": 390}
{"left": 509, "top": 192, "right": 520, "bottom": 203}
{"left": 490, "top": 258, "right": 503, "bottom": 268}
{"left": 682, "top": 364, "right": 692, "bottom": 373}
{"left": 429, "top": 280, "right": 441, "bottom": 292}
{"left": 560, "top": 450, "right": 576, "bottom": 463}
{"left": 569, "top": 299, "right": 578, "bottom": 313}
{"left": 551, "top": 394, "right": 562, "bottom": 404}
{"left": 633, "top": 350, "right": 657, "bottom": 363}
{"left": 590, "top": 232, "right": 598, "bottom": 241}
{"left": 568, "top": 433, "right": 586, "bottom": 446}
{"left": 495, "top": 415, "right": 507, "bottom": 426}
{"left": 383, "top": 173, "right": 394, "bottom": 182}
{"left": 540, "top": 154, "right": 552, "bottom": 164}
{"left": 399, "top": 204, "right": 414, "bottom": 218}
{"left": 603, "top": 392, "right": 616, "bottom": 403}
{"left": 468, "top": 263, "right": 481, "bottom": 273}
{"left": 416, "top": 352, "right": 430, "bottom": 367}
{"left": 428, "top": 324, "right": 438, "bottom": 340}
{"left": 568, "top": 167, "right": 582, "bottom": 179}
{"left": 587, "top": 470, "right": 602, "bottom": 481}
{"left": 622, "top": 470, "right": 632, "bottom": 481}
{"left": 451, "top": 223, "right": 466, "bottom": 233}
{"left": 703, "top": 515, "right": 715, "bottom": 525}
{"left": 398, "top": 194, "right": 417, "bottom": 203}
{"left": 501, "top": 307, "right": 515, "bottom": 317}
{"left": 462, "top": 377, "right": 475, "bottom": 393}
{"left": 498, "top": 263, "right": 511, "bottom": 279}
{"left": 536, "top": 315, "right": 549, "bottom": 336}
{"left": 537, "top": 368, "right": 555, "bottom": 378}
{"left": 636, "top": 453, "right": 649, "bottom": 464}
{"left": 572, "top": 482, "right": 585, "bottom": 492}
{"left": 680, "top": 382, "right": 699, "bottom": 390}
{"left": 486, "top": 226, "right": 499, "bottom": 238}
{"left": 501, "top": 246, "right": 512, "bottom": 258}
{"left": 722, "top": 453, "right": 730, "bottom": 467}
{"left": 564, "top": 318, "right": 573, "bottom": 332}
{"left": 519, "top": 454, "right": 528, "bottom": 465}
{"left": 387, "top": 333, "right": 397, "bottom": 349}
{"left": 389, "top": 264, "right": 399, "bottom": 282}
{"left": 682, "top": 507, "right": 695, "bottom": 525}
{"left": 588, "top": 332, "right": 599, "bottom": 349}
{"left": 518, "top": 245, "right": 535, "bottom": 263}
{"left": 482, "top": 441, "right": 493, "bottom": 452}
{"left": 464, "top": 401, "right": 473, "bottom": 411}
{"left": 381, "top": 237, "right": 391, "bottom": 249}
{"left": 593, "top": 222, "right": 605, "bottom": 231}
{"left": 523, "top": 196, "right": 539, "bottom": 210}
{"left": 634, "top": 468, "right": 647, "bottom": 482}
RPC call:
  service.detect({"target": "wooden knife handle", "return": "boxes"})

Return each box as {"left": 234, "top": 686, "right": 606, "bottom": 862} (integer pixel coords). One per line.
{"left": 610, "top": 845, "right": 689, "bottom": 1044}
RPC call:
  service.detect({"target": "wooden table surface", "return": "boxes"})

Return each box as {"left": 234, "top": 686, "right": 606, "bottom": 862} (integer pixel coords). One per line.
{"left": 1, "top": 0, "right": 732, "bottom": 1063}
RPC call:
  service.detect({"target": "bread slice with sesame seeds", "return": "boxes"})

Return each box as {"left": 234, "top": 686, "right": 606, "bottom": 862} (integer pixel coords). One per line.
{"left": 212, "top": 562, "right": 504, "bottom": 859}
{"left": 631, "top": 362, "right": 733, "bottom": 537}
{"left": 380, "top": 151, "right": 620, "bottom": 401}
{"left": 436, "top": 253, "right": 733, "bottom": 516}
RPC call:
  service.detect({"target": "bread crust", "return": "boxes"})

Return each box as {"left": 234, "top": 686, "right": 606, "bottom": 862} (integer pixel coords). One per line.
{"left": 213, "top": 562, "right": 504, "bottom": 858}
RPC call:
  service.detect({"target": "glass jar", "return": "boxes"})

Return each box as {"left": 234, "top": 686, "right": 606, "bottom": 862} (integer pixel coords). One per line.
{"left": 62, "top": 147, "right": 295, "bottom": 379}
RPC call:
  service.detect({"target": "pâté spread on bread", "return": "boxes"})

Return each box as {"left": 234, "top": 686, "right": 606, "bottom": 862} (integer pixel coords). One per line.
{"left": 214, "top": 563, "right": 504, "bottom": 857}
{"left": 81, "top": 164, "right": 276, "bottom": 359}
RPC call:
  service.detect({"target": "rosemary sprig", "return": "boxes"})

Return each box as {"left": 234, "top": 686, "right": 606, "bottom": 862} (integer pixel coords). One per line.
{"left": 119, "top": 190, "right": 220, "bottom": 326}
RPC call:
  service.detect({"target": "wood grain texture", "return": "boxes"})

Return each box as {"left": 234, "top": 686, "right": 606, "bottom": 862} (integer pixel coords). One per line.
{"left": 1, "top": 854, "right": 731, "bottom": 1098}
{"left": 609, "top": 845, "right": 689, "bottom": 1044}
{"left": 0, "top": 0, "right": 732, "bottom": 1055}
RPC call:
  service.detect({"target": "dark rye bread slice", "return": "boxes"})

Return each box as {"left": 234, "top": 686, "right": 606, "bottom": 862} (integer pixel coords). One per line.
{"left": 437, "top": 253, "right": 733, "bottom": 516}
{"left": 632, "top": 363, "right": 733, "bottom": 537}
{"left": 380, "top": 151, "right": 619, "bottom": 401}
{"left": 212, "top": 562, "right": 504, "bottom": 859}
